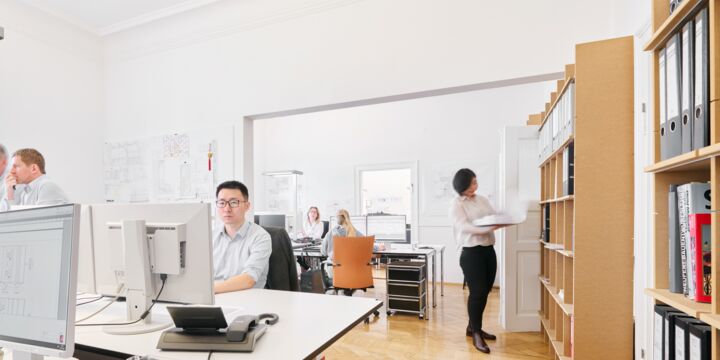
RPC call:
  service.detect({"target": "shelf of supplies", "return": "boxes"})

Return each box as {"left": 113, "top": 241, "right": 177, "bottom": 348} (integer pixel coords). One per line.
{"left": 557, "top": 250, "right": 574, "bottom": 258}
{"left": 643, "top": 150, "right": 709, "bottom": 173}
{"left": 539, "top": 195, "right": 575, "bottom": 204}
{"left": 539, "top": 77, "right": 576, "bottom": 128}
{"left": 540, "top": 276, "right": 574, "bottom": 315}
{"left": 644, "top": 0, "right": 704, "bottom": 51}
{"left": 699, "top": 313, "right": 720, "bottom": 329}
{"left": 541, "top": 318, "right": 568, "bottom": 359}
{"left": 539, "top": 136, "right": 575, "bottom": 168}
{"left": 645, "top": 288, "right": 711, "bottom": 318}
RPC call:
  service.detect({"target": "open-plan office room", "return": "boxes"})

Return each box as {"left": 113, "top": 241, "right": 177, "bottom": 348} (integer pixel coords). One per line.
{"left": 1, "top": 0, "right": 707, "bottom": 359}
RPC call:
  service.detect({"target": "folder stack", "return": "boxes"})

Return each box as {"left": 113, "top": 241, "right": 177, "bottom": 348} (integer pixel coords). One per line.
{"left": 658, "top": 7, "right": 710, "bottom": 160}
{"left": 537, "top": 81, "right": 575, "bottom": 166}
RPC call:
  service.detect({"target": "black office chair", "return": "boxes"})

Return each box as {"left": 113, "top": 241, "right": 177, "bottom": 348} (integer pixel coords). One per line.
{"left": 262, "top": 226, "right": 300, "bottom": 291}
{"left": 321, "top": 220, "right": 330, "bottom": 238}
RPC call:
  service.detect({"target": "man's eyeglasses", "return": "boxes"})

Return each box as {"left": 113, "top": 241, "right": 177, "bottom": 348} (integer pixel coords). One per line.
{"left": 215, "top": 200, "right": 246, "bottom": 208}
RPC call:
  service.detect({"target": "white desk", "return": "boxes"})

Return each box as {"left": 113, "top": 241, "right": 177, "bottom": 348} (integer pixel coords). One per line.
{"left": 73, "top": 289, "right": 382, "bottom": 359}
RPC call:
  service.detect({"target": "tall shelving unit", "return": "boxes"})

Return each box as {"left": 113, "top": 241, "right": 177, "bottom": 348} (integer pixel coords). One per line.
{"left": 644, "top": 0, "right": 720, "bottom": 358}
{"left": 536, "top": 36, "right": 634, "bottom": 359}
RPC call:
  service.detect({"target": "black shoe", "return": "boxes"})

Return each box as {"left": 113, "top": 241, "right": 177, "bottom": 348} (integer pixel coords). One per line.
{"left": 466, "top": 325, "right": 472, "bottom": 337}
{"left": 472, "top": 331, "right": 490, "bottom": 353}
{"left": 481, "top": 330, "right": 497, "bottom": 341}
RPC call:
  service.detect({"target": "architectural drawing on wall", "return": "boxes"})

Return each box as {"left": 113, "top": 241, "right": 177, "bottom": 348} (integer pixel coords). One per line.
{"left": 103, "top": 140, "right": 150, "bottom": 202}
{"left": 421, "top": 161, "right": 496, "bottom": 217}
{"left": 0, "top": 297, "right": 25, "bottom": 316}
{"left": 103, "top": 125, "right": 232, "bottom": 203}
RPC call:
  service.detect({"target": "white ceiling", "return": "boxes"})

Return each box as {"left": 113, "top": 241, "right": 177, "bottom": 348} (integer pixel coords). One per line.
{"left": 19, "top": 0, "right": 222, "bottom": 35}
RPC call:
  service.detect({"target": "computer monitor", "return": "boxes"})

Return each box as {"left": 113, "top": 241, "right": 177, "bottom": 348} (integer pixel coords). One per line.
{"left": 0, "top": 204, "right": 80, "bottom": 359}
{"left": 253, "top": 214, "right": 286, "bottom": 228}
{"left": 366, "top": 215, "right": 407, "bottom": 243}
{"left": 328, "top": 215, "right": 367, "bottom": 234}
{"left": 90, "top": 203, "right": 214, "bottom": 335}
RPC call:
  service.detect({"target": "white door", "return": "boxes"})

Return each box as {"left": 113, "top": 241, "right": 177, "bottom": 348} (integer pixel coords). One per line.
{"left": 497, "top": 126, "right": 541, "bottom": 331}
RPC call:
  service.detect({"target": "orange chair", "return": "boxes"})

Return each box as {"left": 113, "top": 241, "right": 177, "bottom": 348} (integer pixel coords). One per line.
{"left": 328, "top": 235, "right": 380, "bottom": 322}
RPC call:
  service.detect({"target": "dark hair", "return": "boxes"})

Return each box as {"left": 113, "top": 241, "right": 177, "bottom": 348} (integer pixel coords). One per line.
{"left": 452, "top": 168, "right": 476, "bottom": 195}
{"left": 216, "top": 180, "right": 249, "bottom": 200}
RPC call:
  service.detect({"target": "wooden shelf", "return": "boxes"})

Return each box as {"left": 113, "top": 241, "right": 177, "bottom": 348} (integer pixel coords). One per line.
{"left": 539, "top": 136, "right": 574, "bottom": 168}
{"left": 644, "top": 0, "right": 704, "bottom": 51}
{"left": 644, "top": 150, "right": 707, "bottom": 173}
{"left": 645, "top": 288, "right": 711, "bottom": 318}
{"left": 699, "top": 313, "right": 720, "bottom": 329}
{"left": 540, "top": 276, "right": 574, "bottom": 315}
{"left": 537, "top": 36, "right": 633, "bottom": 359}
{"left": 539, "top": 195, "right": 575, "bottom": 204}
{"left": 557, "top": 250, "right": 574, "bottom": 258}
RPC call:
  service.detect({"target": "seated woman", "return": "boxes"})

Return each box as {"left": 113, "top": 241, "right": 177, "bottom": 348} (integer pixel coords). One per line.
{"left": 321, "top": 209, "right": 384, "bottom": 290}
{"left": 302, "top": 206, "right": 324, "bottom": 239}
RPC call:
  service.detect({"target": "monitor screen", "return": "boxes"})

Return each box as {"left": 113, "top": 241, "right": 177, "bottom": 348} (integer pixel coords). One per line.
{"left": 254, "top": 214, "right": 286, "bottom": 228}
{"left": 329, "top": 215, "right": 367, "bottom": 235}
{"left": 0, "top": 204, "right": 79, "bottom": 357}
{"left": 366, "top": 215, "right": 407, "bottom": 242}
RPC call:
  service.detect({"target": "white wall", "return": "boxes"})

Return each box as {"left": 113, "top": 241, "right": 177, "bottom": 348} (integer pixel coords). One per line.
{"left": 253, "top": 80, "right": 556, "bottom": 283}
{"left": 101, "top": 0, "right": 647, "bottom": 156}
{"left": 0, "top": 1, "right": 103, "bottom": 203}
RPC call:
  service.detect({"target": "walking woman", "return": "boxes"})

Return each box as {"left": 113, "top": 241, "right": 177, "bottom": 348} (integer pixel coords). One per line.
{"left": 450, "top": 168, "right": 504, "bottom": 353}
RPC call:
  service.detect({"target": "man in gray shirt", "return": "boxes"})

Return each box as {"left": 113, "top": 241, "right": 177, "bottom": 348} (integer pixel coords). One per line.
{"left": 1, "top": 148, "right": 68, "bottom": 211}
{"left": 213, "top": 180, "right": 272, "bottom": 293}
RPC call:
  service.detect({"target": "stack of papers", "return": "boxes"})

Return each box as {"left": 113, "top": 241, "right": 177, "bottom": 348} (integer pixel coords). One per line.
{"left": 472, "top": 213, "right": 526, "bottom": 227}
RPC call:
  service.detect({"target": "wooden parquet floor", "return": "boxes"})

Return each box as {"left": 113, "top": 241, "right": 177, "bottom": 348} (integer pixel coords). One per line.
{"left": 324, "top": 275, "right": 553, "bottom": 359}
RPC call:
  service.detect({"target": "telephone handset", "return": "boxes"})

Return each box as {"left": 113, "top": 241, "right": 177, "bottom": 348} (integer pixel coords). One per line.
{"left": 158, "top": 307, "right": 280, "bottom": 352}
{"left": 226, "top": 313, "right": 279, "bottom": 342}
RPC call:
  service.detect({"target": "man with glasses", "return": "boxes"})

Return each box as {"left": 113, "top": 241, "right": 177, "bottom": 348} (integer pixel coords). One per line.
{"left": 212, "top": 180, "right": 272, "bottom": 293}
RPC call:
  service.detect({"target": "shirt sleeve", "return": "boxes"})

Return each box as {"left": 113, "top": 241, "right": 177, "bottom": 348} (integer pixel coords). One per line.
{"left": 36, "top": 182, "right": 69, "bottom": 206}
{"left": 240, "top": 230, "right": 272, "bottom": 282}
{"left": 450, "top": 199, "right": 495, "bottom": 236}
{"left": 321, "top": 230, "right": 333, "bottom": 256}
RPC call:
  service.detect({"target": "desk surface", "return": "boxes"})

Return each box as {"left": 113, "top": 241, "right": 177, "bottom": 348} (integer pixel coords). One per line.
{"left": 74, "top": 289, "right": 382, "bottom": 359}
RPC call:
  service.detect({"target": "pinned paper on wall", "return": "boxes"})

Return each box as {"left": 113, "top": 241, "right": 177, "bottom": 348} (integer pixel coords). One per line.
{"left": 421, "top": 160, "right": 496, "bottom": 217}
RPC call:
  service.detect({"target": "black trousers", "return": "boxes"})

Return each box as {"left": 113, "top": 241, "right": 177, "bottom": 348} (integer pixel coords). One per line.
{"left": 459, "top": 244, "right": 497, "bottom": 332}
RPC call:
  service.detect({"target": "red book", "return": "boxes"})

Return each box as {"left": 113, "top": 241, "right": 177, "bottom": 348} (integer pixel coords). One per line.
{"left": 689, "top": 213, "right": 711, "bottom": 303}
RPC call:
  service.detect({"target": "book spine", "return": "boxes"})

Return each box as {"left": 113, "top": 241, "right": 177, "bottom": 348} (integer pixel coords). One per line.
{"left": 677, "top": 184, "right": 689, "bottom": 296}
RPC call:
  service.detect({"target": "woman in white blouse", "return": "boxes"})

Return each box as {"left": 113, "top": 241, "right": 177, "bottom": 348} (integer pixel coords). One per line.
{"left": 449, "top": 168, "right": 505, "bottom": 354}
{"left": 302, "top": 206, "right": 324, "bottom": 239}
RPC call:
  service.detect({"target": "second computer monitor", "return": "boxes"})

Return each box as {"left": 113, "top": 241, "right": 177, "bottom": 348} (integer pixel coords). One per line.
{"left": 91, "top": 203, "right": 214, "bottom": 305}
{"left": 253, "top": 214, "right": 286, "bottom": 228}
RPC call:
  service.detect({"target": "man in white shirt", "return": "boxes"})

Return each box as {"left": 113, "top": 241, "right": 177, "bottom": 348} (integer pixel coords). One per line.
{"left": 213, "top": 180, "right": 272, "bottom": 293}
{"left": 1, "top": 148, "right": 68, "bottom": 211}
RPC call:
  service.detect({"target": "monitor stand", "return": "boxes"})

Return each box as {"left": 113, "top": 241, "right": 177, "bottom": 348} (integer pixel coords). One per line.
{"left": 10, "top": 350, "right": 44, "bottom": 360}
{"left": 102, "top": 220, "right": 171, "bottom": 335}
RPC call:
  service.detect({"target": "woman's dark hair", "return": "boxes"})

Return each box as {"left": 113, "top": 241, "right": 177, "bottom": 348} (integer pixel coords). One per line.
{"left": 216, "top": 180, "right": 249, "bottom": 200}
{"left": 452, "top": 168, "right": 476, "bottom": 195}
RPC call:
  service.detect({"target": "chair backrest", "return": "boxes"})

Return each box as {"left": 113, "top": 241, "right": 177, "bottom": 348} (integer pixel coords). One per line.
{"left": 321, "top": 221, "right": 330, "bottom": 238}
{"left": 332, "top": 235, "right": 375, "bottom": 289}
{"left": 262, "top": 226, "right": 299, "bottom": 291}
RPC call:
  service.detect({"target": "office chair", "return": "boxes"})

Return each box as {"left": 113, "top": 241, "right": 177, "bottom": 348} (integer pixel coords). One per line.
{"left": 326, "top": 236, "right": 380, "bottom": 323}
{"left": 262, "top": 226, "right": 300, "bottom": 291}
{"left": 321, "top": 220, "right": 330, "bottom": 238}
